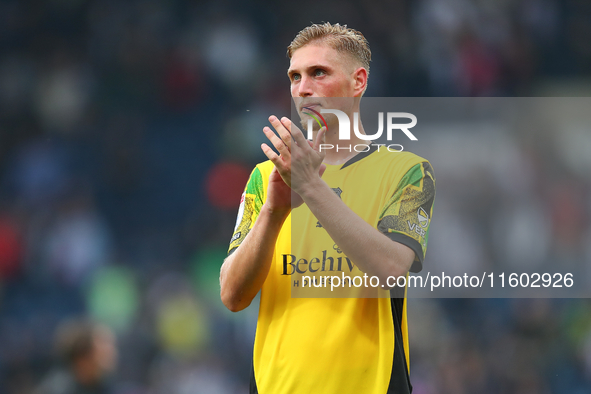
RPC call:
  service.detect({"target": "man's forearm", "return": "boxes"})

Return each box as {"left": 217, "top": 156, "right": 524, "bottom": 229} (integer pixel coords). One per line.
{"left": 299, "top": 178, "right": 415, "bottom": 282}
{"left": 220, "top": 205, "right": 288, "bottom": 312}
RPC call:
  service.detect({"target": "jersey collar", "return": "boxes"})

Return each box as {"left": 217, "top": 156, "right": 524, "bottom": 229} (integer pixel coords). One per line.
{"left": 339, "top": 144, "right": 378, "bottom": 170}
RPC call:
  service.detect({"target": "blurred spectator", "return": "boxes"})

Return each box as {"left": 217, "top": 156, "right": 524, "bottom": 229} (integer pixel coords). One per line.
{"left": 0, "top": 1, "right": 590, "bottom": 393}
{"left": 6, "top": 139, "right": 70, "bottom": 210}
{"left": 42, "top": 192, "right": 112, "bottom": 286}
{"left": 34, "top": 50, "right": 94, "bottom": 135}
{"left": 203, "top": 17, "right": 260, "bottom": 95}
{"left": 86, "top": 265, "right": 139, "bottom": 335}
{"left": 0, "top": 205, "right": 23, "bottom": 280}
{"left": 161, "top": 49, "right": 205, "bottom": 111}
{"left": 205, "top": 162, "right": 250, "bottom": 210}
{"left": 146, "top": 272, "right": 209, "bottom": 360}
{"left": 35, "top": 319, "right": 117, "bottom": 394}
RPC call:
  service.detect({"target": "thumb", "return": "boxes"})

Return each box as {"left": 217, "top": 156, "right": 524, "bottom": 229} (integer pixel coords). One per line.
{"left": 313, "top": 127, "right": 327, "bottom": 152}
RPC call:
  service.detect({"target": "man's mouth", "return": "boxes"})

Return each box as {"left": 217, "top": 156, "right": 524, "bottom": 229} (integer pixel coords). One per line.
{"left": 300, "top": 104, "right": 328, "bottom": 131}
{"left": 301, "top": 103, "right": 321, "bottom": 113}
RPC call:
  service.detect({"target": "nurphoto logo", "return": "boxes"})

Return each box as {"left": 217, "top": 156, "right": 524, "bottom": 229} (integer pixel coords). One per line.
{"left": 303, "top": 108, "right": 418, "bottom": 152}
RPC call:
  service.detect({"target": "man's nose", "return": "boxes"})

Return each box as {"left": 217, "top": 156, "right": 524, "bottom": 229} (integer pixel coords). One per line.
{"left": 297, "top": 75, "right": 314, "bottom": 97}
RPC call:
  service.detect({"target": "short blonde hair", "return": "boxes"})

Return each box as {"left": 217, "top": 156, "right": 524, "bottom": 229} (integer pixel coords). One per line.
{"left": 287, "top": 22, "right": 371, "bottom": 75}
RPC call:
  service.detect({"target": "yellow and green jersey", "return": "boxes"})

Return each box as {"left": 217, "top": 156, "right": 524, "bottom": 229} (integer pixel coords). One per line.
{"left": 228, "top": 147, "right": 435, "bottom": 394}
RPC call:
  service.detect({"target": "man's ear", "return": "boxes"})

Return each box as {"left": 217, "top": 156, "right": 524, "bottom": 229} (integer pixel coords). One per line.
{"left": 352, "top": 67, "right": 368, "bottom": 97}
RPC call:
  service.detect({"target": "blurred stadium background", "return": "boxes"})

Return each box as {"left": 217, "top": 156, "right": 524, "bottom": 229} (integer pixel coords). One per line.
{"left": 0, "top": 0, "right": 590, "bottom": 393}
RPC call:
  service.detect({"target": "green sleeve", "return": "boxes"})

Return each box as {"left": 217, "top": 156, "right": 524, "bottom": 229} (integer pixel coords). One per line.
{"left": 227, "top": 166, "right": 265, "bottom": 255}
{"left": 377, "top": 162, "right": 436, "bottom": 272}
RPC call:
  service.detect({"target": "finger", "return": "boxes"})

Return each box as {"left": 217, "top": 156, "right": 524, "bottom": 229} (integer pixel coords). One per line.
{"left": 263, "top": 127, "right": 291, "bottom": 159}
{"left": 261, "top": 143, "right": 283, "bottom": 167}
{"left": 281, "top": 117, "right": 309, "bottom": 150}
{"left": 261, "top": 144, "right": 286, "bottom": 172}
{"left": 267, "top": 153, "right": 292, "bottom": 188}
{"left": 269, "top": 115, "right": 293, "bottom": 149}
{"left": 313, "top": 126, "right": 327, "bottom": 152}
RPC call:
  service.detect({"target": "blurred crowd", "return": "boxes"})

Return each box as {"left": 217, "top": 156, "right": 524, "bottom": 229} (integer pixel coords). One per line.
{"left": 0, "top": 0, "right": 590, "bottom": 393}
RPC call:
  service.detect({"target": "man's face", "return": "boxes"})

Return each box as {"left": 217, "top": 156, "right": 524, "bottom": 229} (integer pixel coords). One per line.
{"left": 288, "top": 44, "right": 361, "bottom": 128}
{"left": 288, "top": 44, "right": 357, "bottom": 98}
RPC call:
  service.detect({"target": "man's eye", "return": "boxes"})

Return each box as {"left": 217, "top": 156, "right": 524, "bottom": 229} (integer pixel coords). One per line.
{"left": 314, "top": 69, "right": 325, "bottom": 76}
{"left": 292, "top": 74, "right": 301, "bottom": 81}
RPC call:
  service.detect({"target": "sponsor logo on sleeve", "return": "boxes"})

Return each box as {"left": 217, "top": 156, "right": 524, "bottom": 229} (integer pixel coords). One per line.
{"left": 407, "top": 207, "right": 429, "bottom": 237}
{"left": 418, "top": 207, "right": 429, "bottom": 228}
{"left": 230, "top": 232, "right": 241, "bottom": 243}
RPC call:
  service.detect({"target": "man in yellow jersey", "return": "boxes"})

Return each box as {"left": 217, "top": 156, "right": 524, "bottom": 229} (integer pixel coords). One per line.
{"left": 220, "top": 22, "right": 435, "bottom": 394}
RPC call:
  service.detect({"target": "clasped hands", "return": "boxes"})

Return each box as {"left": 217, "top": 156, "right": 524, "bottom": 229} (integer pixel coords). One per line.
{"left": 261, "top": 115, "right": 327, "bottom": 210}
